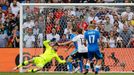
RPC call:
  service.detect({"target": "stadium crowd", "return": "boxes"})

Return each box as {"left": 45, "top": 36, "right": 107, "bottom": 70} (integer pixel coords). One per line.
{"left": 0, "top": 0, "right": 20, "bottom": 48}
{"left": 23, "top": 6, "right": 134, "bottom": 48}
{"left": 16, "top": 0, "right": 134, "bottom": 3}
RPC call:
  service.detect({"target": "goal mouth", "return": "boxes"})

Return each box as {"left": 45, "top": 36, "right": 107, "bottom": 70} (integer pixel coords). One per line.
{"left": 20, "top": 3, "right": 134, "bottom": 72}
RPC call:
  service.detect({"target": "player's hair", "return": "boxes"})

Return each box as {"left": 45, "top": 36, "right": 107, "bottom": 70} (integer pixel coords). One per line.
{"left": 72, "top": 28, "right": 77, "bottom": 32}
{"left": 88, "top": 24, "right": 95, "bottom": 29}
{"left": 53, "top": 42, "right": 59, "bottom": 46}
{"left": 77, "top": 28, "right": 83, "bottom": 34}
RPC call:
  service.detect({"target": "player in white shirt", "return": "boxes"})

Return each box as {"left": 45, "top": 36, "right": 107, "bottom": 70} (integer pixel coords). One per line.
{"left": 58, "top": 28, "right": 88, "bottom": 73}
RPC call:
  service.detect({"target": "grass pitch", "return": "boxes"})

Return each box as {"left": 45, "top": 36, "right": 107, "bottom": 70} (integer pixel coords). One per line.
{"left": 0, "top": 72, "right": 134, "bottom": 75}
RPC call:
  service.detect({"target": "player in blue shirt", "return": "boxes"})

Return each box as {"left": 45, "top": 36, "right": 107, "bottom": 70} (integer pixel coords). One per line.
{"left": 84, "top": 25, "right": 103, "bottom": 75}
{"left": 67, "top": 28, "right": 78, "bottom": 73}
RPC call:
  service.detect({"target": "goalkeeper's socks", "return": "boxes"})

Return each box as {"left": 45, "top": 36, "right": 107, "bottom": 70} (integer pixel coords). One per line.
{"left": 67, "top": 62, "right": 73, "bottom": 72}
{"left": 95, "top": 65, "right": 101, "bottom": 74}
{"left": 78, "top": 60, "right": 83, "bottom": 73}
{"left": 28, "top": 69, "right": 37, "bottom": 73}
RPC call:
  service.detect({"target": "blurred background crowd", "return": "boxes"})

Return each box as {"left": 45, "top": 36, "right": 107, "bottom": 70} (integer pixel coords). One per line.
{"left": 0, "top": 0, "right": 134, "bottom": 48}
{"left": 14, "top": 0, "right": 134, "bottom": 3}
{"left": 0, "top": 0, "right": 20, "bottom": 48}
{"left": 23, "top": 6, "right": 134, "bottom": 48}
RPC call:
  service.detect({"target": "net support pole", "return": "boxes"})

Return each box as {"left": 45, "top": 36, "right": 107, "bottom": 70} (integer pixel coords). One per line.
{"left": 19, "top": 4, "right": 23, "bottom": 72}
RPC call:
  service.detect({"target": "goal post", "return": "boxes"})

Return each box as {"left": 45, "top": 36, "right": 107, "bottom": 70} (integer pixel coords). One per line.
{"left": 20, "top": 3, "right": 134, "bottom": 72}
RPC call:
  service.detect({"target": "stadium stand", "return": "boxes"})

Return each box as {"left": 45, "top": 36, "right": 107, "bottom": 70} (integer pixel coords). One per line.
{"left": 0, "top": 0, "right": 20, "bottom": 48}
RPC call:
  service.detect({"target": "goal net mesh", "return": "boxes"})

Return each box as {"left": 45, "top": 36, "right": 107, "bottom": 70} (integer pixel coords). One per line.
{"left": 21, "top": 5, "right": 134, "bottom": 72}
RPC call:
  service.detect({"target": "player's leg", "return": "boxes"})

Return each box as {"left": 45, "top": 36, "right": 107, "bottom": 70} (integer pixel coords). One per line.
{"left": 77, "top": 53, "right": 84, "bottom": 73}
{"left": 94, "top": 50, "right": 103, "bottom": 75}
{"left": 27, "top": 67, "right": 42, "bottom": 73}
{"left": 13, "top": 59, "right": 33, "bottom": 71}
{"left": 90, "top": 60, "right": 95, "bottom": 72}
{"left": 84, "top": 51, "right": 94, "bottom": 75}
{"left": 67, "top": 56, "right": 73, "bottom": 72}
{"left": 82, "top": 52, "right": 94, "bottom": 72}
{"left": 27, "top": 57, "right": 47, "bottom": 72}
{"left": 72, "top": 52, "right": 84, "bottom": 73}
{"left": 67, "top": 49, "right": 77, "bottom": 73}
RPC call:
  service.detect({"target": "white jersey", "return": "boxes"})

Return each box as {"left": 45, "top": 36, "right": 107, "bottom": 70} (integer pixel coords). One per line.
{"left": 72, "top": 34, "right": 88, "bottom": 53}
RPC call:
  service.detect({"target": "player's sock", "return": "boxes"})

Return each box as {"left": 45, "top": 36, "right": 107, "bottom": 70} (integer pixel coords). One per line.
{"left": 17, "top": 61, "right": 29, "bottom": 68}
{"left": 85, "top": 63, "right": 90, "bottom": 70}
{"left": 95, "top": 65, "right": 101, "bottom": 74}
{"left": 83, "top": 63, "right": 90, "bottom": 75}
{"left": 28, "top": 69, "right": 38, "bottom": 73}
{"left": 78, "top": 60, "right": 83, "bottom": 73}
{"left": 90, "top": 61, "right": 94, "bottom": 72}
{"left": 67, "top": 62, "right": 73, "bottom": 72}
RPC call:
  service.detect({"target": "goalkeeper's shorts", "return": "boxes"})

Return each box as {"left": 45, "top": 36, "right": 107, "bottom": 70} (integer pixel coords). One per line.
{"left": 33, "top": 57, "right": 47, "bottom": 68}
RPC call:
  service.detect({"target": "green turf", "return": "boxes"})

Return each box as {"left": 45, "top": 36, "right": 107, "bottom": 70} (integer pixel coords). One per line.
{"left": 0, "top": 73, "right": 134, "bottom": 75}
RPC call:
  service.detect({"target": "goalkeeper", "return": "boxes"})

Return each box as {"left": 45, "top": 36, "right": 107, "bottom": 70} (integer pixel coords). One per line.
{"left": 13, "top": 40, "right": 66, "bottom": 72}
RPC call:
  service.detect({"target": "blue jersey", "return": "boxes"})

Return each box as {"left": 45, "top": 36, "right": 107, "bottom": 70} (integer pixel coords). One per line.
{"left": 84, "top": 30, "right": 100, "bottom": 51}
{"left": 70, "top": 34, "right": 78, "bottom": 49}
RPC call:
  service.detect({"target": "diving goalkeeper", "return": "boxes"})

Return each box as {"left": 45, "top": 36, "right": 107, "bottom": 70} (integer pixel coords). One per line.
{"left": 13, "top": 40, "right": 66, "bottom": 72}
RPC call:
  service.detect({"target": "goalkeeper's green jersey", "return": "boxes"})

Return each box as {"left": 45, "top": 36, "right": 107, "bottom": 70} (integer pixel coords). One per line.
{"left": 39, "top": 40, "right": 65, "bottom": 64}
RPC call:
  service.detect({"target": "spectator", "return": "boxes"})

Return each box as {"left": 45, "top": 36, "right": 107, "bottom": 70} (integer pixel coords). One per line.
{"left": 0, "top": 23, "right": 8, "bottom": 47}
{"left": 0, "top": 11, "right": 5, "bottom": 24}
{"left": 33, "top": 23, "right": 39, "bottom": 36}
{"left": 7, "top": 28, "right": 19, "bottom": 48}
{"left": 121, "top": 7, "right": 133, "bottom": 21}
{"left": 58, "top": 34, "right": 69, "bottom": 43}
{"left": 64, "top": 22, "right": 72, "bottom": 39}
{"left": 10, "top": 0, "right": 20, "bottom": 17}
{"left": 77, "top": 16, "right": 88, "bottom": 31}
{"left": 18, "top": 0, "right": 134, "bottom": 3}
{"left": 59, "top": 10, "right": 68, "bottom": 35}
{"left": 103, "top": 0, "right": 115, "bottom": 3}
{"left": 127, "top": 34, "right": 134, "bottom": 48}
{"left": 103, "top": 16, "right": 113, "bottom": 32}
{"left": 24, "top": 28, "right": 35, "bottom": 48}
{"left": 87, "top": 9, "right": 99, "bottom": 24}
{"left": 119, "top": 25, "right": 132, "bottom": 47}
{"left": 37, "top": 32, "right": 43, "bottom": 48}
{"left": 108, "top": 31, "right": 116, "bottom": 48}
{"left": 116, "top": 33, "right": 123, "bottom": 48}
{"left": 23, "top": 16, "right": 35, "bottom": 29}
{"left": 23, "top": 6, "right": 134, "bottom": 49}
{"left": 46, "top": 27, "right": 60, "bottom": 42}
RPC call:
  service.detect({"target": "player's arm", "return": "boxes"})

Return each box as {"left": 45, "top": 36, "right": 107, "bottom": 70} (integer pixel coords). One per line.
{"left": 58, "top": 40, "right": 73, "bottom": 46}
{"left": 84, "top": 39, "right": 87, "bottom": 47}
{"left": 84, "top": 32, "right": 87, "bottom": 47}
{"left": 43, "top": 40, "right": 51, "bottom": 48}
{"left": 65, "top": 43, "right": 74, "bottom": 52}
{"left": 55, "top": 54, "right": 66, "bottom": 64}
{"left": 58, "top": 35, "right": 78, "bottom": 46}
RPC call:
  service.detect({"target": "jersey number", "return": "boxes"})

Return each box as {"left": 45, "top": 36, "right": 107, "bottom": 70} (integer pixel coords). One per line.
{"left": 80, "top": 38, "right": 84, "bottom": 45}
{"left": 89, "top": 35, "right": 95, "bottom": 43}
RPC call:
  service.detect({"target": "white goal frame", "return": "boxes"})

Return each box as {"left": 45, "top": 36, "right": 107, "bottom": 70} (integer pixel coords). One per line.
{"left": 20, "top": 3, "right": 134, "bottom": 73}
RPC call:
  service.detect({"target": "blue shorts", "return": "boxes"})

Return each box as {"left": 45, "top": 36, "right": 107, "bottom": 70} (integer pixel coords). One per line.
{"left": 88, "top": 50, "right": 103, "bottom": 61}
